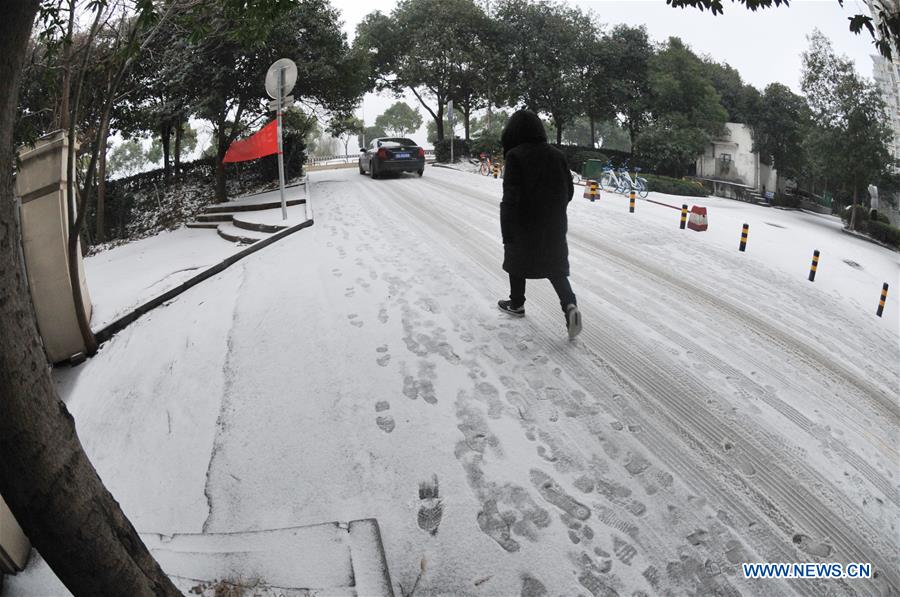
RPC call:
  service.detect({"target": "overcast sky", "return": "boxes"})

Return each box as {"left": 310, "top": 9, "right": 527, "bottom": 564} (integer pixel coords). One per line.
{"left": 328, "top": 0, "right": 879, "bottom": 147}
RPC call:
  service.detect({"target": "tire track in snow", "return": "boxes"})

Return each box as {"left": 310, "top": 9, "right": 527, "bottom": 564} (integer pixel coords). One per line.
{"left": 423, "top": 173, "right": 898, "bottom": 424}
{"left": 422, "top": 173, "right": 900, "bottom": 504}
{"left": 368, "top": 171, "right": 898, "bottom": 594}
{"left": 418, "top": 173, "right": 899, "bottom": 481}
{"left": 361, "top": 178, "right": 824, "bottom": 593}
{"left": 374, "top": 184, "right": 833, "bottom": 595}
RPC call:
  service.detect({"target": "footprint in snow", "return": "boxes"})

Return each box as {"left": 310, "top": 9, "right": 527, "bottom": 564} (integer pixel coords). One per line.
{"left": 476, "top": 499, "right": 519, "bottom": 553}
{"left": 722, "top": 440, "right": 756, "bottom": 477}
{"left": 417, "top": 474, "right": 443, "bottom": 536}
{"left": 530, "top": 469, "right": 590, "bottom": 520}
{"left": 792, "top": 533, "right": 833, "bottom": 558}
{"left": 375, "top": 345, "right": 391, "bottom": 367}
{"left": 520, "top": 574, "right": 548, "bottom": 597}
{"left": 375, "top": 415, "right": 395, "bottom": 433}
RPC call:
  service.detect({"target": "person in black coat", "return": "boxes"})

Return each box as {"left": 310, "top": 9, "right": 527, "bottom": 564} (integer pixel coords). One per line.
{"left": 497, "top": 109, "right": 582, "bottom": 339}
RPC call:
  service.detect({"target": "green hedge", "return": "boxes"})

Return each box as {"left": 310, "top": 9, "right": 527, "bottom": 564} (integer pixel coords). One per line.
{"left": 840, "top": 206, "right": 900, "bottom": 248}
{"left": 772, "top": 193, "right": 801, "bottom": 208}
{"left": 434, "top": 138, "right": 470, "bottom": 163}
{"left": 865, "top": 220, "right": 900, "bottom": 249}
{"left": 557, "top": 144, "right": 633, "bottom": 174}
{"left": 840, "top": 205, "right": 870, "bottom": 227}
{"left": 644, "top": 174, "right": 707, "bottom": 197}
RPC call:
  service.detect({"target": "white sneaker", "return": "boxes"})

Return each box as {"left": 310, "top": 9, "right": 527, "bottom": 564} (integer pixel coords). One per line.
{"left": 566, "top": 304, "right": 582, "bottom": 339}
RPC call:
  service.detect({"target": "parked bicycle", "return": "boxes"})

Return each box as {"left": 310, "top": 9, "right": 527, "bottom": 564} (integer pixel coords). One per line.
{"left": 479, "top": 152, "right": 504, "bottom": 178}
{"left": 617, "top": 165, "right": 649, "bottom": 198}
{"left": 599, "top": 162, "right": 623, "bottom": 193}
{"left": 479, "top": 152, "right": 493, "bottom": 176}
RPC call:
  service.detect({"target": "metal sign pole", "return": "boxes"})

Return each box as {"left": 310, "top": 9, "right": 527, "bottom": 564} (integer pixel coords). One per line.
{"left": 277, "top": 67, "right": 288, "bottom": 221}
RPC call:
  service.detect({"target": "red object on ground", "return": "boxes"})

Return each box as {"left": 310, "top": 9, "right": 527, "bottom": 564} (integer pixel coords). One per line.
{"left": 687, "top": 205, "right": 709, "bottom": 231}
{"left": 222, "top": 121, "right": 279, "bottom": 163}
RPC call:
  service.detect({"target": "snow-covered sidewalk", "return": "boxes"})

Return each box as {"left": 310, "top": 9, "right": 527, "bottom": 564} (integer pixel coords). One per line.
{"left": 85, "top": 228, "right": 240, "bottom": 330}
{"left": 86, "top": 186, "right": 310, "bottom": 331}
{"left": 8, "top": 165, "right": 898, "bottom": 596}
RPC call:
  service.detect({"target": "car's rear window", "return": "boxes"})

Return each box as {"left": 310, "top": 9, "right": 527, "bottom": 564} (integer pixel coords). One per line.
{"left": 379, "top": 138, "right": 416, "bottom": 147}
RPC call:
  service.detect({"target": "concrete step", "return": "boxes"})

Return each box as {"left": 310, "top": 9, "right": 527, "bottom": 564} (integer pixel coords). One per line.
{"left": 144, "top": 519, "right": 393, "bottom": 596}
{"left": 203, "top": 197, "right": 306, "bottom": 214}
{"left": 232, "top": 215, "right": 288, "bottom": 234}
{"left": 216, "top": 223, "right": 272, "bottom": 244}
{"left": 185, "top": 221, "right": 220, "bottom": 229}
{"left": 196, "top": 212, "right": 237, "bottom": 223}
{"left": 5, "top": 519, "right": 394, "bottom": 596}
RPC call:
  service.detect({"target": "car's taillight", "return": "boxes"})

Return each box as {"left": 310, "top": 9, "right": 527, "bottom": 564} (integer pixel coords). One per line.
{"left": 417, "top": 147, "right": 425, "bottom": 158}
{"left": 377, "top": 148, "right": 388, "bottom": 160}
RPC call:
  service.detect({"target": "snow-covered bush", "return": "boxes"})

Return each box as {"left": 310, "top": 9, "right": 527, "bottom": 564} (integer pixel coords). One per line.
{"left": 644, "top": 174, "right": 707, "bottom": 197}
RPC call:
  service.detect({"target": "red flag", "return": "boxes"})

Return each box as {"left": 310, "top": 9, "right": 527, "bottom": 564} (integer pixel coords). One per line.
{"left": 222, "top": 120, "right": 279, "bottom": 163}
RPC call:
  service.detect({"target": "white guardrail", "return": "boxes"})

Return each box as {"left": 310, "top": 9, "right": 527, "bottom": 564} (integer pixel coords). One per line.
{"left": 308, "top": 150, "right": 435, "bottom": 166}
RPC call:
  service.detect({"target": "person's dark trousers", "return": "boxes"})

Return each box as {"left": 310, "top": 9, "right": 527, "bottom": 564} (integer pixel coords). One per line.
{"left": 508, "top": 274, "right": 576, "bottom": 312}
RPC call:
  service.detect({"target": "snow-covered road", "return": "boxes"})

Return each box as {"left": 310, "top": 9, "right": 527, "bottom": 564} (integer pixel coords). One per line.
{"left": 10, "top": 165, "right": 897, "bottom": 596}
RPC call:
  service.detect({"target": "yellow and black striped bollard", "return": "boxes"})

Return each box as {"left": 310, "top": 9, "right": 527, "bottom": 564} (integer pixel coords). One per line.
{"left": 680, "top": 204, "right": 688, "bottom": 229}
{"left": 808, "top": 250, "right": 820, "bottom": 282}
{"left": 591, "top": 181, "right": 599, "bottom": 202}
{"left": 739, "top": 223, "right": 749, "bottom": 251}
{"left": 877, "top": 283, "right": 889, "bottom": 317}
{"left": 629, "top": 189, "right": 635, "bottom": 213}
{"left": 493, "top": 164, "right": 500, "bottom": 179}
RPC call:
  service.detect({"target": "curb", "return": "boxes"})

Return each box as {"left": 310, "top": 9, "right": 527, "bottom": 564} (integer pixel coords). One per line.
{"left": 215, "top": 224, "right": 271, "bottom": 244}
{"left": 232, "top": 216, "right": 286, "bottom": 234}
{"left": 840, "top": 227, "right": 899, "bottom": 252}
{"left": 94, "top": 217, "right": 314, "bottom": 347}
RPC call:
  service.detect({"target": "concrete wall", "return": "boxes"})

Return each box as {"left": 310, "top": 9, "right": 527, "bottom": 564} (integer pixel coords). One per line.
{"left": 15, "top": 131, "right": 92, "bottom": 363}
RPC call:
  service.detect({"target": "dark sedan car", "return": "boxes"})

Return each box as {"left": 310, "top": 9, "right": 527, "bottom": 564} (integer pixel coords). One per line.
{"left": 359, "top": 137, "right": 425, "bottom": 179}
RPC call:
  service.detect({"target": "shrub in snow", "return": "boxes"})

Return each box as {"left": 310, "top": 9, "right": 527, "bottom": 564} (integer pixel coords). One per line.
{"left": 434, "top": 138, "right": 469, "bottom": 163}
{"left": 644, "top": 174, "right": 707, "bottom": 197}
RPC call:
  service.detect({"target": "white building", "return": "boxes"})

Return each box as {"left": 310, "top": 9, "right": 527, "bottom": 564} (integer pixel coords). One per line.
{"left": 865, "top": 0, "right": 900, "bottom": 170}
{"left": 695, "top": 122, "right": 778, "bottom": 199}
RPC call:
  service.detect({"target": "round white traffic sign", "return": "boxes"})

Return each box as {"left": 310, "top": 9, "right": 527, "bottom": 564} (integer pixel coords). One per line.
{"left": 265, "top": 58, "right": 297, "bottom": 99}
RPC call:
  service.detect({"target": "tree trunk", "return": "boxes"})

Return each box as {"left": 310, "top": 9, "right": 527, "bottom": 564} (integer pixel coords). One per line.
{"left": 95, "top": 69, "right": 116, "bottom": 244}
{"left": 589, "top": 116, "right": 596, "bottom": 148}
{"left": 174, "top": 120, "right": 183, "bottom": 175}
{"left": 95, "top": 123, "right": 111, "bottom": 243}
{"left": 64, "top": 7, "right": 104, "bottom": 357}
{"left": 56, "top": 0, "right": 76, "bottom": 130}
{"left": 161, "top": 121, "right": 172, "bottom": 186}
{"left": 463, "top": 102, "right": 472, "bottom": 141}
{"left": 0, "top": 4, "right": 180, "bottom": 595}
{"left": 215, "top": 128, "right": 228, "bottom": 203}
{"left": 555, "top": 118, "right": 563, "bottom": 146}
{"left": 627, "top": 115, "right": 637, "bottom": 150}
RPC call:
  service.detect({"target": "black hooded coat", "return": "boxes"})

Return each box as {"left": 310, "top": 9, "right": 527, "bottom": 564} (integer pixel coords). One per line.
{"left": 499, "top": 110, "right": 574, "bottom": 279}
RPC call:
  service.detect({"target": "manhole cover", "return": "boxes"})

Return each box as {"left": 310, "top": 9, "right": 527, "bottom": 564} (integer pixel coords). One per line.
{"left": 843, "top": 259, "right": 863, "bottom": 270}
